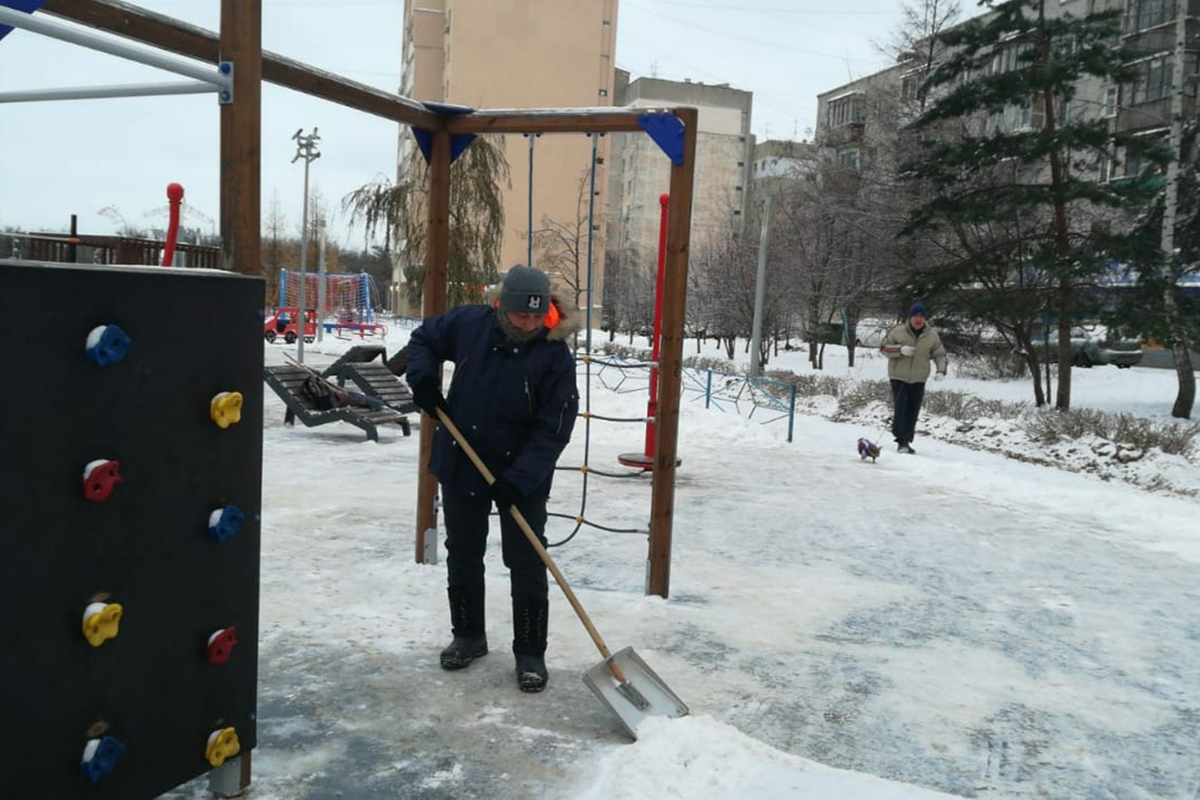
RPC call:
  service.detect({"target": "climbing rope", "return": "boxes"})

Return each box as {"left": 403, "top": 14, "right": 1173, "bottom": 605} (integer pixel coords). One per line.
{"left": 545, "top": 132, "right": 654, "bottom": 546}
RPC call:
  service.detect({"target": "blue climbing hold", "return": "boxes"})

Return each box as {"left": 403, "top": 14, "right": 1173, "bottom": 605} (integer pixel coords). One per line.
{"left": 80, "top": 735, "right": 125, "bottom": 782}
{"left": 208, "top": 505, "right": 245, "bottom": 544}
{"left": 638, "top": 113, "right": 686, "bottom": 166}
{"left": 84, "top": 325, "right": 131, "bottom": 367}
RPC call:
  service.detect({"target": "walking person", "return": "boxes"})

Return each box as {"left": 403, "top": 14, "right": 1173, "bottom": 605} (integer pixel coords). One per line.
{"left": 881, "top": 301, "right": 947, "bottom": 454}
{"left": 405, "top": 265, "right": 579, "bottom": 692}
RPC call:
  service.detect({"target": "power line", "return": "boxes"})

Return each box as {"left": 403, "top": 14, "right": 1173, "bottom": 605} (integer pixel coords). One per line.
{"left": 646, "top": 0, "right": 901, "bottom": 17}
{"left": 626, "top": 3, "right": 880, "bottom": 64}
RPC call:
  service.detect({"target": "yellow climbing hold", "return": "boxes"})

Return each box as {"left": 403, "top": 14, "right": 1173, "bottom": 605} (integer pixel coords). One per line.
{"left": 82, "top": 603, "right": 123, "bottom": 648}
{"left": 210, "top": 392, "right": 244, "bottom": 429}
{"left": 205, "top": 727, "right": 241, "bottom": 767}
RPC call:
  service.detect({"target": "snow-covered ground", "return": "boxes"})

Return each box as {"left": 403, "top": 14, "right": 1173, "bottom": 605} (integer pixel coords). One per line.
{"left": 162, "top": 332, "right": 1200, "bottom": 799}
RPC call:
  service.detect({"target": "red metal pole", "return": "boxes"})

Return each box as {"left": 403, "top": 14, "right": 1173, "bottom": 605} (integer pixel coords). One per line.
{"left": 162, "top": 182, "right": 183, "bottom": 266}
{"left": 643, "top": 193, "right": 670, "bottom": 460}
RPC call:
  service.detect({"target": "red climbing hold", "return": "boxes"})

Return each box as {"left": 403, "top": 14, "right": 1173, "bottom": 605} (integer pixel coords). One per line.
{"left": 206, "top": 627, "right": 238, "bottom": 665}
{"left": 83, "top": 460, "right": 123, "bottom": 502}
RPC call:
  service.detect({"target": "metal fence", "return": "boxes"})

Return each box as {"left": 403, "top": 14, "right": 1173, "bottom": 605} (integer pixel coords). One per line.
{"left": 683, "top": 368, "right": 797, "bottom": 442}
{"left": 592, "top": 354, "right": 797, "bottom": 443}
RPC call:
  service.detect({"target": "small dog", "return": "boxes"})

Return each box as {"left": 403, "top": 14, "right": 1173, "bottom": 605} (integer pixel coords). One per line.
{"left": 857, "top": 437, "right": 882, "bottom": 463}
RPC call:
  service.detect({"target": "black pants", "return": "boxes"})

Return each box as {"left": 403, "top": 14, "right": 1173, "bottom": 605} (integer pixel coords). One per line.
{"left": 441, "top": 486, "right": 549, "bottom": 601}
{"left": 890, "top": 379, "right": 926, "bottom": 446}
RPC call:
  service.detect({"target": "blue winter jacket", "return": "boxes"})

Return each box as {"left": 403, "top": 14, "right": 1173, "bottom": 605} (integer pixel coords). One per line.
{"left": 405, "top": 299, "right": 580, "bottom": 499}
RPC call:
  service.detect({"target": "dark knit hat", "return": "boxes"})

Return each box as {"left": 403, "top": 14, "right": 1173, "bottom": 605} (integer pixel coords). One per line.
{"left": 499, "top": 265, "right": 551, "bottom": 314}
{"left": 909, "top": 301, "right": 927, "bottom": 317}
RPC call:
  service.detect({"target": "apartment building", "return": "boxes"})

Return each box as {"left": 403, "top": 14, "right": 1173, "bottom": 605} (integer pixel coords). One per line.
{"left": 396, "top": 0, "right": 619, "bottom": 311}
{"left": 606, "top": 72, "right": 754, "bottom": 264}
{"left": 749, "top": 138, "right": 816, "bottom": 202}
{"left": 814, "top": 0, "right": 1198, "bottom": 183}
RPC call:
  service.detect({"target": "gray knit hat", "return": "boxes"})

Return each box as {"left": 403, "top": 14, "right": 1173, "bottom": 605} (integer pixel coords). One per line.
{"left": 499, "top": 265, "right": 551, "bottom": 314}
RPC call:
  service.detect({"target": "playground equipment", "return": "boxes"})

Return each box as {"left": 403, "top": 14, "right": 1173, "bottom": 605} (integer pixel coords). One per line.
{"left": 277, "top": 269, "right": 385, "bottom": 338}
{"left": 618, "top": 193, "right": 681, "bottom": 471}
{"left": 263, "top": 306, "right": 316, "bottom": 344}
{"left": 4, "top": 0, "right": 698, "bottom": 753}
{"left": 161, "top": 182, "right": 184, "bottom": 266}
{"left": 1, "top": 259, "right": 263, "bottom": 800}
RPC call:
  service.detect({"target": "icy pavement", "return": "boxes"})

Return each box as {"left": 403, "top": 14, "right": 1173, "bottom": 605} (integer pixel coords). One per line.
{"left": 163, "top": 346, "right": 1200, "bottom": 799}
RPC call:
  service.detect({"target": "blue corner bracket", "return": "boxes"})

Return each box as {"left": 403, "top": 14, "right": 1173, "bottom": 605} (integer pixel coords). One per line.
{"left": 0, "top": 1, "right": 48, "bottom": 42}
{"left": 412, "top": 102, "right": 477, "bottom": 165}
{"left": 638, "top": 113, "right": 686, "bottom": 166}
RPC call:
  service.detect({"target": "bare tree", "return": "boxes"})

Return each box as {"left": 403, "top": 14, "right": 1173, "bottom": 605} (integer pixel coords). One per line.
{"left": 533, "top": 168, "right": 602, "bottom": 313}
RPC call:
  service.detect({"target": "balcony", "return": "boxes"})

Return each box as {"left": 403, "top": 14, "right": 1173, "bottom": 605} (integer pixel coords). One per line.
{"left": 1115, "top": 95, "right": 1196, "bottom": 133}
{"left": 821, "top": 122, "right": 864, "bottom": 147}
{"left": 1123, "top": 0, "right": 1200, "bottom": 54}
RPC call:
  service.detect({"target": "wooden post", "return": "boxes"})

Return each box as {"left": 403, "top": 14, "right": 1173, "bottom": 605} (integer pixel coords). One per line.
{"left": 219, "top": 0, "right": 261, "bottom": 277}
{"left": 647, "top": 108, "right": 697, "bottom": 598}
{"left": 416, "top": 129, "right": 452, "bottom": 562}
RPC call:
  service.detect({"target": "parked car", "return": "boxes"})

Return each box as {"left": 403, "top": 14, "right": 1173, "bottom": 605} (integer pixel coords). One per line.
{"left": 1071, "top": 327, "right": 1143, "bottom": 368}
{"left": 263, "top": 307, "right": 316, "bottom": 344}
{"left": 1035, "top": 326, "right": 1142, "bottom": 368}
{"left": 854, "top": 319, "right": 893, "bottom": 348}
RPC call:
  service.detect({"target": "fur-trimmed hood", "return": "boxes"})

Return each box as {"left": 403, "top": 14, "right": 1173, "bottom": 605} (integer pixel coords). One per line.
{"left": 484, "top": 284, "right": 581, "bottom": 343}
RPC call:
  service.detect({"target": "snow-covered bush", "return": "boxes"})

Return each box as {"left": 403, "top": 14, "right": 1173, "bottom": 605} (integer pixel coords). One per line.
{"left": 1024, "top": 409, "right": 1200, "bottom": 456}
{"left": 924, "top": 390, "right": 1026, "bottom": 422}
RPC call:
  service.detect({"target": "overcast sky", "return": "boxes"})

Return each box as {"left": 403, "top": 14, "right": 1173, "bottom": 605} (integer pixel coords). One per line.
{"left": 0, "top": 0, "right": 905, "bottom": 247}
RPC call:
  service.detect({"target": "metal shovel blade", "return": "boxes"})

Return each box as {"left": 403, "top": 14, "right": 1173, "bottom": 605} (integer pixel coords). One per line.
{"left": 582, "top": 646, "right": 689, "bottom": 740}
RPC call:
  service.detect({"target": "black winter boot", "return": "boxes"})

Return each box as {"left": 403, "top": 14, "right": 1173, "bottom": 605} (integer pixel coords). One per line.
{"left": 441, "top": 585, "right": 488, "bottom": 670}
{"left": 512, "top": 595, "right": 549, "bottom": 692}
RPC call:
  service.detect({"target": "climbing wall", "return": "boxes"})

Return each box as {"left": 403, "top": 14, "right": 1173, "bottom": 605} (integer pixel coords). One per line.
{"left": 0, "top": 261, "right": 264, "bottom": 799}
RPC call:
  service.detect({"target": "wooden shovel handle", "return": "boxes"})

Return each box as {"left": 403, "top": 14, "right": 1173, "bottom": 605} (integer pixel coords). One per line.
{"left": 435, "top": 408, "right": 630, "bottom": 685}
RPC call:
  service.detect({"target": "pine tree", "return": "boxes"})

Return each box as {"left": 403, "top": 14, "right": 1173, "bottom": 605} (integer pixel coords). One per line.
{"left": 901, "top": 0, "right": 1164, "bottom": 410}
{"left": 1108, "top": 121, "right": 1199, "bottom": 418}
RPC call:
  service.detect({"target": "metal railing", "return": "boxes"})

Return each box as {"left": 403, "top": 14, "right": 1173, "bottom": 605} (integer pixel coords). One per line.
{"left": 683, "top": 368, "right": 798, "bottom": 443}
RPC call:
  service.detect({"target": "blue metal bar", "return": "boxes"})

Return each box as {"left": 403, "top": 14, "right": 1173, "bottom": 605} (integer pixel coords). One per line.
{"left": 788, "top": 384, "right": 796, "bottom": 443}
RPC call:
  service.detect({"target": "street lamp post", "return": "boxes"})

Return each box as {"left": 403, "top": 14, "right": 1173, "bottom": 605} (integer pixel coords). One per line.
{"left": 291, "top": 126, "right": 320, "bottom": 363}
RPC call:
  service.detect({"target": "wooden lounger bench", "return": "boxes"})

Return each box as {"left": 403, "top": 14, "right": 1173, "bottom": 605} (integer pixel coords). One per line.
{"left": 263, "top": 364, "right": 409, "bottom": 442}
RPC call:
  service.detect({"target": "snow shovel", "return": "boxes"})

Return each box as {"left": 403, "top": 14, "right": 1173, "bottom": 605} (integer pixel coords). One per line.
{"left": 434, "top": 407, "right": 689, "bottom": 739}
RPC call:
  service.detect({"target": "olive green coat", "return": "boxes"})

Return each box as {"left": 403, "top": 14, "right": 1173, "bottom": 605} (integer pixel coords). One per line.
{"left": 881, "top": 323, "right": 948, "bottom": 384}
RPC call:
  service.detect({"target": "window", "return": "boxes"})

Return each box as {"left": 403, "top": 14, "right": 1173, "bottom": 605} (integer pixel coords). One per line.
{"left": 1125, "top": 152, "right": 1153, "bottom": 178}
{"left": 990, "top": 41, "right": 1033, "bottom": 75}
{"left": 826, "top": 94, "right": 864, "bottom": 127}
{"left": 599, "top": 88, "right": 608, "bottom": 97}
{"left": 1132, "top": 56, "right": 1171, "bottom": 102}
{"left": 602, "top": 19, "right": 612, "bottom": 26}
{"left": 837, "top": 148, "right": 860, "bottom": 169}
{"left": 1104, "top": 86, "right": 1118, "bottom": 117}
{"left": 1098, "top": 154, "right": 1113, "bottom": 182}
{"left": 1059, "top": 97, "right": 1081, "bottom": 123}
{"left": 1127, "top": 0, "right": 1171, "bottom": 30}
